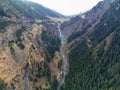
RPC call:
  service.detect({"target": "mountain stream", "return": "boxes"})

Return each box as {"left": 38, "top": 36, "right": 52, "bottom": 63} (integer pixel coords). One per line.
{"left": 57, "top": 23, "right": 68, "bottom": 90}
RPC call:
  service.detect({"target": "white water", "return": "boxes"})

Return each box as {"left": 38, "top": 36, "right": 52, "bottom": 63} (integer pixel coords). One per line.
{"left": 57, "top": 23, "right": 68, "bottom": 90}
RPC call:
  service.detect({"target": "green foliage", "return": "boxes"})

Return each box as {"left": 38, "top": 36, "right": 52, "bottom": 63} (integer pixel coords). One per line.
{"left": 58, "top": 60, "right": 62, "bottom": 69}
{"left": 10, "top": 46, "right": 15, "bottom": 54}
{"left": 8, "top": 41, "right": 15, "bottom": 54}
{"left": 63, "top": 2, "right": 120, "bottom": 89}
{"left": 98, "top": 27, "right": 120, "bottom": 89}
{"left": 8, "top": 41, "right": 14, "bottom": 47}
{"left": 31, "top": 62, "right": 51, "bottom": 83}
{"left": 17, "top": 43, "right": 25, "bottom": 50}
{"left": 41, "top": 30, "right": 60, "bottom": 62}
{"left": 7, "top": 0, "right": 63, "bottom": 19}
{"left": 90, "top": 0, "right": 120, "bottom": 46}
{"left": 35, "top": 86, "right": 42, "bottom": 90}
{"left": 68, "top": 23, "right": 92, "bottom": 43}
{"left": 68, "top": 31, "right": 86, "bottom": 43}
{"left": 0, "top": 21, "right": 12, "bottom": 32}
{"left": 49, "top": 77, "right": 58, "bottom": 90}
{"left": 36, "top": 64, "right": 43, "bottom": 78}
{"left": 63, "top": 25, "right": 120, "bottom": 90}
{"left": 62, "top": 40, "right": 94, "bottom": 90}
{"left": 0, "top": 79, "right": 6, "bottom": 90}
{"left": 15, "top": 27, "right": 25, "bottom": 50}
{"left": 15, "top": 27, "right": 24, "bottom": 41}
{"left": 0, "top": 7, "right": 7, "bottom": 17}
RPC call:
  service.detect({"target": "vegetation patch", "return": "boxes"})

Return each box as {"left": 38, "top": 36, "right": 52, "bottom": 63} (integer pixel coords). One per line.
{"left": 41, "top": 30, "right": 60, "bottom": 62}
{"left": 15, "top": 27, "right": 25, "bottom": 50}
{"left": 0, "top": 21, "right": 12, "bottom": 32}
{"left": 0, "top": 79, "right": 7, "bottom": 90}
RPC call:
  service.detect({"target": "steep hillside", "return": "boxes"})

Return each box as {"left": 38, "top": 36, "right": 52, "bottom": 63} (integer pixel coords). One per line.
{"left": 61, "top": 0, "right": 114, "bottom": 43}
{"left": 0, "top": 0, "right": 66, "bottom": 90}
{"left": 61, "top": 0, "right": 120, "bottom": 90}
{"left": 0, "top": 0, "right": 64, "bottom": 20}
{"left": 1, "top": 0, "right": 120, "bottom": 90}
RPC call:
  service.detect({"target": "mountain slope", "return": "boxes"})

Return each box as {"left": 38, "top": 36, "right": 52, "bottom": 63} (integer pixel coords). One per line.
{"left": 61, "top": 0, "right": 114, "bottom": 43}
{"left": 61, "top": 0, "right": 120, "bottom": 90}
{"left": 0, "top": 0, "right": 65, "bottom": 19}
{"left": 0, "top": 0, "right": 66, "bottom": 90}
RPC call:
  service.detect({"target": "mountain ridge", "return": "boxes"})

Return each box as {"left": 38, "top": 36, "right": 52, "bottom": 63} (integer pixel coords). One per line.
{"left": 61, "top": 0, "right": 115, "bottom": 42}
{"left": 0, "top": 0, "right": 120, "bottom": 90}
{"left": 0, "top": 0, "right": 65, "bottom": 20}
{"left": 60, "top": 0, "right": 120, "bottom": 89}
{"left": 0, "top": 0, "right": 67, "bottom": 90}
